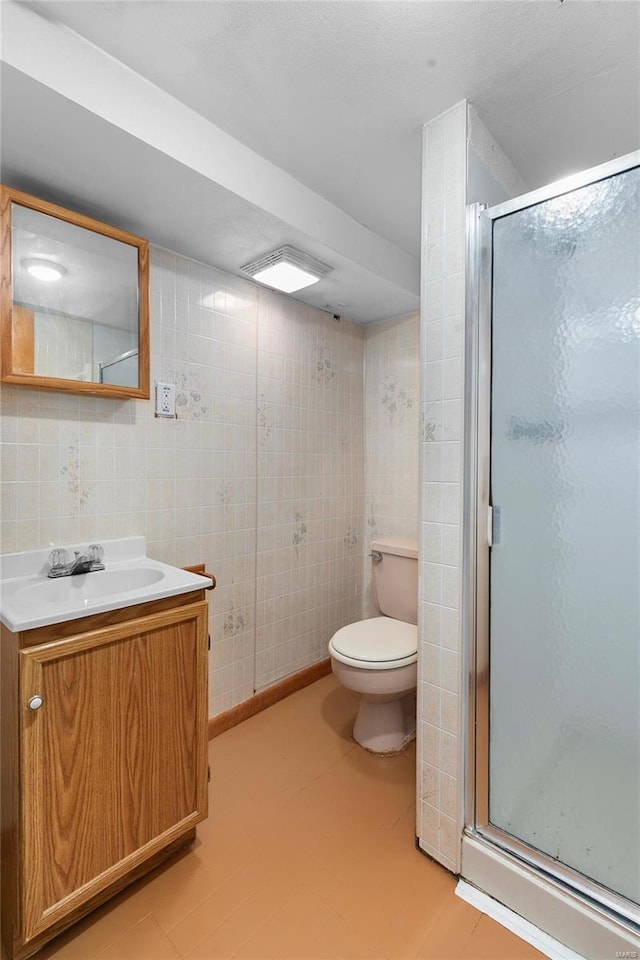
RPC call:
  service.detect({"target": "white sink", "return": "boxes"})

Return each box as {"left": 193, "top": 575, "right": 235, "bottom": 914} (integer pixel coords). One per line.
{"left": 0, "top": 538, "right": 210, "bottom": 632}
{"left": 21, "top": 568, "right": 165, "bottom": 606}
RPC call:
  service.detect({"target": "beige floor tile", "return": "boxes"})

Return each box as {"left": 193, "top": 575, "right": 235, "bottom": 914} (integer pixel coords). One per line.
{"left": 140, "top": 822, "right": 261, "bottom": 932}
{"left": 461, "top": 914, "right": 547, "bottom": 959}
{"left": 209, "top": 750, "right": 317, "bottom": 814}
{"left": 37, "top": 875, "right": 154, "bottom": 960}
{"left": 414, "top": 896, "right": 482, "bottom": 958}
{"left": 284, "top": 822, "right": 377, "bottom": 883}
{"left": 95, "top": 916, "right": 181, "bottom": 959}
{"left": 182, "top": 872, "right": 304, "bottom": 959}
{"left": 209, "top": 686, "right": 359, "bottom": 815}
{"left": 292, "top": 746, "right": 416, "bottom": 856}
{"left": 170, "top": 841, "right": 339, "bottom": 958}
{"left": 366, "top": 845, "right": 456, "bottom": 958}
{"left": 231, "top": 906, "right": 337, "bottom": 960}
{"left": 322, "top": 839, "right": 453, "bottom": 948}
{"left": 273, "top": 892, "right": 387, "bottom": 960}
{"left": 164, "top": 852, "right": 278, "bottom": 956}
{"left": 392, "top": 799, "right": 423, "bottom": 846}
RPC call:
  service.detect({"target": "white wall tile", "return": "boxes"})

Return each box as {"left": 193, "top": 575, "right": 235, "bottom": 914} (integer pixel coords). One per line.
{"left": 361, "top": 312, "right": 419, "bottom": 615}
{"left": 0, "top": 247, "right": 372, "bottom": 720}
{"left": 417, "top": 100, "right": 468, "bottom": 873}
{"left": 418, "top": 100, "right": 527, "bottom": 874}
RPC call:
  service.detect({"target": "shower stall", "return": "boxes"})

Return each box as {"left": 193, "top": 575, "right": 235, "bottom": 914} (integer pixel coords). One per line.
{"left": 463, "top": 152, "right": 640, "bottom": 954}
{"left": 99, "top": 348, "right": 139, "bottom": 388}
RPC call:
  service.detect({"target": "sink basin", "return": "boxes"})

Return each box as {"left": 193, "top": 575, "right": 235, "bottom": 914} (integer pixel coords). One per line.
{"left": 21, "top": 568, "right": 165, "bottom": 607}
{"left": 0, "top": 538, "right": 210, "bottom": 632}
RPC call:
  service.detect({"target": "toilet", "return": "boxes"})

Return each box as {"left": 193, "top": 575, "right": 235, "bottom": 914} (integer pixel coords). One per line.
{"left": 328, "top": 537, "right": 418, "bottom": 754}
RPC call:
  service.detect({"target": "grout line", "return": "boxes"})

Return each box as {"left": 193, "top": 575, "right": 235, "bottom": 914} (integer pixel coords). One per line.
{"left": 162, "top": 860, "right": 249, "bottom": 943}
{"left": 252, "top": 289, "right": 261, "bottom": 697}
{"left": 225, "top": 895, "right": 293, "bottom": 960}
{"left": 181, "top": 863, "right": 288, "bottom": 960}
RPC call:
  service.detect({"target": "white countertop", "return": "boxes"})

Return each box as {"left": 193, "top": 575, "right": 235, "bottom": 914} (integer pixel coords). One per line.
{"left": 0, "top": 537, "right": 209, "bottom": 632}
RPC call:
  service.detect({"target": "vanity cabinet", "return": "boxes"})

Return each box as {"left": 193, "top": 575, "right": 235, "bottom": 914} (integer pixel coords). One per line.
{"left": 1, "top": 592, "right": 209, "bottom": 960}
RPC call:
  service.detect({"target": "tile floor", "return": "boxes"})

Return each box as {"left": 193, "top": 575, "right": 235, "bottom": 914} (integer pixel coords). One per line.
{"left": 30, "top": 675, "right": 544, "bottom": 959}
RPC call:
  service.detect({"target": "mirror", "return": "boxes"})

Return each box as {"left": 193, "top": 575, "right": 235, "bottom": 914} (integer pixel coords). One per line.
{"left": 1, "top": 185, "right": 149, "bottom": 398}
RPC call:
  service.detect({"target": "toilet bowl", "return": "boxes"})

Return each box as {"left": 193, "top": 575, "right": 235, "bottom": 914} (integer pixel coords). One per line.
{"left": 328, "top": 537, "right": 418, "bottom": 754}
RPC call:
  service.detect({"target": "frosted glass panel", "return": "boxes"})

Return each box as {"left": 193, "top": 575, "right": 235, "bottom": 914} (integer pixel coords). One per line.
{"left": 489, "top": 165, "right": 640, "bottom": 904}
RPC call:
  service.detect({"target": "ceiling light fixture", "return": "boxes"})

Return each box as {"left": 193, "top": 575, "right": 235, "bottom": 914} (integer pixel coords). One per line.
{"left": 240, "top": 246, "right": 331, "bottom": 293}
{"left": 22, "top": 258, "right": 67, "bottom": 282}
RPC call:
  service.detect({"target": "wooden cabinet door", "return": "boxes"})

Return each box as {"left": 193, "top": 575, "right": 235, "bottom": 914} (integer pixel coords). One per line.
{"left": 19, "top": 601, "right": 208, "bottom": 944}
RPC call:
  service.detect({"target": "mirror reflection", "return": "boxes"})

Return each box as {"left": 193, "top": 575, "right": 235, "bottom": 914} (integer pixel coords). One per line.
{"left": 11, "top": 204, "right": 140, "bottom": 387}
{"left": 1, "top": 185, "right": 149, "bottom": 399}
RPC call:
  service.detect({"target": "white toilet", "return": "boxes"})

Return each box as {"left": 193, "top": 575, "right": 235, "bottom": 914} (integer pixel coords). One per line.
{"left": 328, "top": 537, "right": 418, "bottom": 754}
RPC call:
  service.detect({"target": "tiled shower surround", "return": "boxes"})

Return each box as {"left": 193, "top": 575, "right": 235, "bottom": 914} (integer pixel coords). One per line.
{"left": 416, "top": 101, "right": 526, "bottom": 872}
{"left": 417, "top": 101, "right": 468, "bottom": 873}
{"left": 0, "top": 249, "right": 418, "bottom": 717}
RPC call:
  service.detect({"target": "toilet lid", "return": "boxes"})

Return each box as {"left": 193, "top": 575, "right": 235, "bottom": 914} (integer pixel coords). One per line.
{"left": 330, "top": 617, "right": 417, "bottom": 663}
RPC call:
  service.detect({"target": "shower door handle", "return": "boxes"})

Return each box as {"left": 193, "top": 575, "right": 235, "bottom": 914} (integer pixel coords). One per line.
{"left": 487, "top": 506, "right": 501, "bottom": 547}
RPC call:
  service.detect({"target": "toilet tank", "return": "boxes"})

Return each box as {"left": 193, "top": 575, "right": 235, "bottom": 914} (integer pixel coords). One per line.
{"left": 370, "top": 537, "right": 418, "bottom": 624}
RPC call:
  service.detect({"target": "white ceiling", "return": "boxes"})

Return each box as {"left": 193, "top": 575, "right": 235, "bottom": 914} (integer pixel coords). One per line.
{"left": 1, "top": 0, "right": 639, "bottom": 323}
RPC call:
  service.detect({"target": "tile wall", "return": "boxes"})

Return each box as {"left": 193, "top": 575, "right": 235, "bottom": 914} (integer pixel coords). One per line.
{"left": 255, "top": 289, "right": 365, "bottom": 691}
{"left": 0, "top": 247, "right": 370, "bottom": 717}
{"left": 417, "top": 100, "right": 467, "bottom": 873}
{"left": 416, "top": 101, "right": 527, "bottom": 873}
{"left": 362, "top": 312, "right": 420, "bottom": 615}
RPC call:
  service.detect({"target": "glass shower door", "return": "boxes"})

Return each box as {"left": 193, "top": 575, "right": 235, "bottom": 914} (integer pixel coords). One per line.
{"left": 485, "top": 160, "right": 640, "bottom": 912}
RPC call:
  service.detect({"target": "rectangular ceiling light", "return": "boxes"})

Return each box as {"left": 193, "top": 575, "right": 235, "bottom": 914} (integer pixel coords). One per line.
{"left": 240, "top": 245, "right": 332, "bottom": 293}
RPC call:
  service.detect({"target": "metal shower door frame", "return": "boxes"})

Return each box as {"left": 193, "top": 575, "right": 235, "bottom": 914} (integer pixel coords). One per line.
{"left": 463, "top": 150, "right": 640, "bottom": 931}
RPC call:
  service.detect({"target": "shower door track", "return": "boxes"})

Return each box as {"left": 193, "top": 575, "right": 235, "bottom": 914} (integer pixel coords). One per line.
{"left": 463, "top": 152, "right": 640, "bottom": 940}
{"left": 467, "top": 823, "right": 640, "bottom": 932}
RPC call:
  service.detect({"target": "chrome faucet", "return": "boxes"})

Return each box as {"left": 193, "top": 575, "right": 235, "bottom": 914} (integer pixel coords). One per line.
{"left": 48, "top": 544, "right": 105, "bottom": 578}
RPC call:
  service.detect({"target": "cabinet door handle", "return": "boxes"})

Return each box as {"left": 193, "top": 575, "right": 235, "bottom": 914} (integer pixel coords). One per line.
{"left": 27, "top": 695, "right": 44, "bottom": 711}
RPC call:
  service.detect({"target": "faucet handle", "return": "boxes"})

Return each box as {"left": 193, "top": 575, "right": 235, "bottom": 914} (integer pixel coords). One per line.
{"left": 49, "top": 548, "right": 70, "bottom": 570}
{"left": 87, "top": 544, "right": 105, "bottom": 569}
{"left": 87, "top": 544, "right": 104, "bottom": 563}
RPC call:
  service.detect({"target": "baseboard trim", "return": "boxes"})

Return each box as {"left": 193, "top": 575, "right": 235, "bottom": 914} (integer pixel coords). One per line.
{"left": 208, "top": 658, "right": 332, "bottom": 738}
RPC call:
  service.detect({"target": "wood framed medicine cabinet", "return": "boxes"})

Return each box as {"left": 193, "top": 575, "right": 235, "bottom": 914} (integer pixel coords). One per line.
{"left": 0, "top": 184, "right": 150, "bottom": 399}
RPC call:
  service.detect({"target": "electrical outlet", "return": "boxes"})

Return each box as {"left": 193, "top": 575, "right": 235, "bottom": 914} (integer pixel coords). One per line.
{"left": 155, "top": 381, "right": 176, "bottom": 418}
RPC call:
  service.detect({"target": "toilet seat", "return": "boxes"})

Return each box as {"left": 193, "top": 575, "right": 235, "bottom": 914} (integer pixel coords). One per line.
{"left": 329, "top": 617, "right": 417, "bottom": 670}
